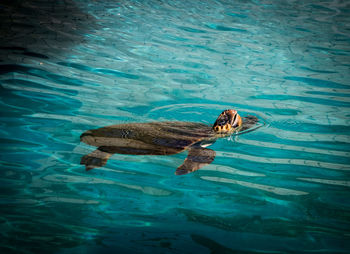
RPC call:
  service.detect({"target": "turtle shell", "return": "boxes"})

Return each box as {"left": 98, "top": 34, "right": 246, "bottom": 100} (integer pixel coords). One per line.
{"left": 80, "top": 121, "right": 215, "bottom": 155}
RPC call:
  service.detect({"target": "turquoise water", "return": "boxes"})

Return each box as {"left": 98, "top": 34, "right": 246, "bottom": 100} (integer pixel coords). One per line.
{"left": 1, "top": 0, "right": 350, "bottom": 253}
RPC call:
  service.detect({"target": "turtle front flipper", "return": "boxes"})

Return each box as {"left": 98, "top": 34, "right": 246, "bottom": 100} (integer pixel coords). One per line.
{"left": 175, "top": 147, "right": 216, "bottom": 175}
{"left": 81, "top": 148, "right": 112, "bottom": 171}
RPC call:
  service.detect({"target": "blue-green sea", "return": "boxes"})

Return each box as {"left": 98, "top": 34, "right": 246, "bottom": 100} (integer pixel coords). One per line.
{"left": 1, "top": 0, "right": 350, "bottom": 253}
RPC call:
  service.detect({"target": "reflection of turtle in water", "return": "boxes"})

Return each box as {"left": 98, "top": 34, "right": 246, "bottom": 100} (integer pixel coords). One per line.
{"left": 80, "top": 109, "right": 260, "bottom": 175}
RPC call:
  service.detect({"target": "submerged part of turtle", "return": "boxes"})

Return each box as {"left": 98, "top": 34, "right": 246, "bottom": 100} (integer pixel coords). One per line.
{"left": 80, "top": 109, "right": 261, "bottom": 175}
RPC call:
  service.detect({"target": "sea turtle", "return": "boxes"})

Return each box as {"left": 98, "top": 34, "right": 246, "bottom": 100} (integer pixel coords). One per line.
{"left": 80, "top": 109, "right": 260, "bottom": 175}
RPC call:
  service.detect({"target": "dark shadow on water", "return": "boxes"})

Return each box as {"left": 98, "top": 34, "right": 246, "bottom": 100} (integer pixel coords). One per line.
{"left": 0, "top": 1, "right": 99, "bottom": 253}
{"left": 0, "top": 0, "right": 97, "bottom": 61}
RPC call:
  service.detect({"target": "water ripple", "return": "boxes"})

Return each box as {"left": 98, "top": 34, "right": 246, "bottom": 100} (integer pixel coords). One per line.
{"left": 238, "top": 138, "right": 350, "bottom": 157}
{"left": 217, "top": 151, "right": 350, "bottom": 171}
{"left": 298, "top": 178, "right": 350, "bottom": 187}
{"left": 1, "top": 0, "right": 350, "bottom": 253}
{"left": 201, "top": 176, "right": 308, "bottom": 196}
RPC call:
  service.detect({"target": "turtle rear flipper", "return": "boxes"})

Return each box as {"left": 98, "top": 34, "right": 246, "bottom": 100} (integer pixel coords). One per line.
{"left": 81, "top": 148, "right": 112, "bottom": 171}
{"left": 175, "top": 147, "right": 216, "bottom": 175}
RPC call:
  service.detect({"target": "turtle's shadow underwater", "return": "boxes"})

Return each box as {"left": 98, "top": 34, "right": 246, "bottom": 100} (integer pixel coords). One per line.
{"left": 80, "top": 109, "right": 260, "bottom": 175}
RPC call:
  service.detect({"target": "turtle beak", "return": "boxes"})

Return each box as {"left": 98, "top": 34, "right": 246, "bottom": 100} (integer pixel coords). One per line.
{"left": 230, "top": 110, "right": 242, "bottom": 129}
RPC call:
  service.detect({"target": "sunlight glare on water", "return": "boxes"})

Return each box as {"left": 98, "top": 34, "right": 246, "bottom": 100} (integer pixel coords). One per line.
{"left": 0, "top": 0, "right": 350, "bottom": 253}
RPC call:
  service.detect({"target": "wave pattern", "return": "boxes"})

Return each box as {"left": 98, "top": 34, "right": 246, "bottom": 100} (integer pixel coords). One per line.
{"left": 0, "top": 0, "right": 350, "bottom": 253}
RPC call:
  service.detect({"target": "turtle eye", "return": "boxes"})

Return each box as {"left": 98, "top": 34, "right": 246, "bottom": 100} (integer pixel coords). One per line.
{"left": 218, "top": 118, "right": 227, "bottom": 126}
{"left": 217, "top": 114, "right": 229, "bottom": 126}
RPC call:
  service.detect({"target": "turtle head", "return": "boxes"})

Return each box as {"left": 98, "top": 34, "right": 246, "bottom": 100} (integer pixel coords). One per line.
{"left": 213, "top": 109, "right": 242, "bottom": 134}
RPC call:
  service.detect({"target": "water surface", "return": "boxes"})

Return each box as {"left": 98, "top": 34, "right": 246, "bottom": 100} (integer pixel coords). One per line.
{"left": 1, "top": 0, "right": 350, "bottom": 253}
